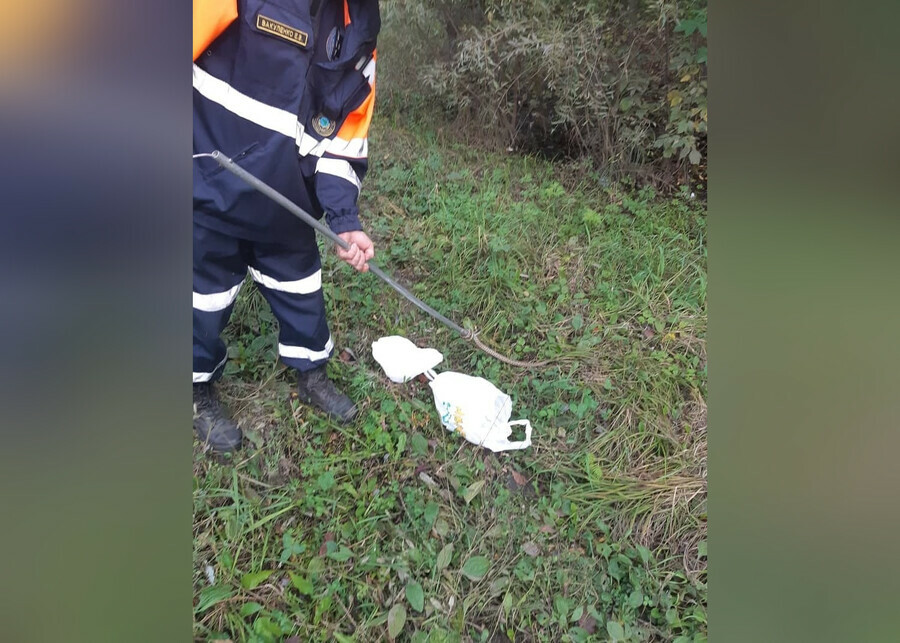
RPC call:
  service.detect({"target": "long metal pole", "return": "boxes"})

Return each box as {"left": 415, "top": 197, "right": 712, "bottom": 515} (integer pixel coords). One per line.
{"left": 208, "top": 150, "right": 470, "bottom": 338}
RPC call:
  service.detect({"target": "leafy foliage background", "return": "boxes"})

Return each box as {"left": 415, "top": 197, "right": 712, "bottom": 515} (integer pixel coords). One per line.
{"left": 378, "top": 0, "right": 707, "bottom": 188}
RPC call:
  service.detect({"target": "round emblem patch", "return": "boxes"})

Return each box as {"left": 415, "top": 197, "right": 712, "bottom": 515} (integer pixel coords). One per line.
{"left": 311, "top": 114, "right": 336, "bottom": 137}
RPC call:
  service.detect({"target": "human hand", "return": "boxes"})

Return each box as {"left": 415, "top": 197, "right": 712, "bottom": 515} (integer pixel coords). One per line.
{"left": 336, "top": 231, "right": 375, "bottom": 272}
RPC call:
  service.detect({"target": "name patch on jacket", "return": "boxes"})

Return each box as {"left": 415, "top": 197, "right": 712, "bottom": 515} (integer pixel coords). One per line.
{"left": 256, "top": 14, "right": 308, "bottom": 47}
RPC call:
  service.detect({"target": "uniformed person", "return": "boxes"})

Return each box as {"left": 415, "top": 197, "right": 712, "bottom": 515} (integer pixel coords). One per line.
{"left": 192, "top": 0, "right": 380, "bottom": 452}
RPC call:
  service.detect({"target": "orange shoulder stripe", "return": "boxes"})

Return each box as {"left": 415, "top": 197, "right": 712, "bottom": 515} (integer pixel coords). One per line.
{"left": 193, "top": 0, "right": 238, "bottom": 61}
{"left": 336, "top": 51, "right": 376, "bottom": 142}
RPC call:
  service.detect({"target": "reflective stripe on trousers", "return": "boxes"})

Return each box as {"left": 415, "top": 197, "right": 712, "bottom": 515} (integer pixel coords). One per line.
{"left": 193, "top": 225, "right": 333, "bottom": 382}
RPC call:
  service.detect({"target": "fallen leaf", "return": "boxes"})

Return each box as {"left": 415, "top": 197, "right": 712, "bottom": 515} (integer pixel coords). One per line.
{"left": 522, "top": 541, "right": 540, "bottom": 557}
{"left": 289, "top": 573, "right": 313, "bottom": 596}
{"left": 406, "top": 581, "right": 425, "bottom": 613}
{"left": 607, "top": 621, "right": 625, "bottom": 640}
{"left": 318, "top": 532, "right": 335, "bottom": 557}
{"left": 628, "top": 589, "right": 644, "bottom": 608}
{"left": 461, "top": 556, "right": 490, "bottom": 581}
{"left": 489, "top": 576, "right": 510, "bottom": 595}
{"left": 328, "top": 545, "right": 353, "bottom": 562}
{"left": 485, "top": 524, "right": 504, "bottom": 538}
{"left": 463, "top": 480, "right": 486, "bottom": 504}
{"left": 418, "top": 472, "right": 438, "bottom": 489}
{"left": 387, "top": 603, "right": 406, "bottom": 640}
{"left": 436, "top": 543, "right": 454, "bottom": 571}
{"left": 506, "top": 471, "right": 537, "bottom": 497}
{"left": 579, "top": 613, "right": 597, "bottom": 633}
{"left": 240, "top": 570, "right": 273, "bottom": 590}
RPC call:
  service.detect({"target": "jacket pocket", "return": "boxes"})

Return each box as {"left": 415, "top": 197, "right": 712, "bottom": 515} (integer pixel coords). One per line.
{"left": 232, "top": 0, "right": 316, "bottom": 105}
{"left": 194, "top": 141, "right": 265, "bottom": 214}
{"left": 300, "top": 3, "right": 379, "bottom": 134}
{"left": 302, "top": 58, "right": 371, "bottom": 133}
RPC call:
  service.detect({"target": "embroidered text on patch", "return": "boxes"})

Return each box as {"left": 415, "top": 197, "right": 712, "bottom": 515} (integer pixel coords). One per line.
{"left": 256, "top": 14, "right": 308, "bottom": 47}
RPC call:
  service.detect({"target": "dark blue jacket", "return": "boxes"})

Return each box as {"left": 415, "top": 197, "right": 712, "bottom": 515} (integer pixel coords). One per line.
{"left": 193, "top": 0, "right": 379, "bottom": 242}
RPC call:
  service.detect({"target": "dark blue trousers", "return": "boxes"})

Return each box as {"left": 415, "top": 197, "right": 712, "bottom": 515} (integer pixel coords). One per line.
{"left": 192, "top": 223, "right": 332, "bottom": 383}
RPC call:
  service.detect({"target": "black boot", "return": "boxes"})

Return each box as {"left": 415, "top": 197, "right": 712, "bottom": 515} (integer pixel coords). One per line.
{"left": 193, "top": 383, "right": 243, "bottom": 453}
{"left": 296, "top": 365, "right": 358, "bottom": 423}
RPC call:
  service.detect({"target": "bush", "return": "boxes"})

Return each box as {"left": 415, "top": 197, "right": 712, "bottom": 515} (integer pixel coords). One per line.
{"left": 377, "top": 0, "right": 707, "bottom": 189}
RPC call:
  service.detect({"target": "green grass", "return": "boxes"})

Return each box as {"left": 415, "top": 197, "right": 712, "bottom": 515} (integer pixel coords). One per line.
{"left": 193, "top": 124, "right": 707, "bottom": 642}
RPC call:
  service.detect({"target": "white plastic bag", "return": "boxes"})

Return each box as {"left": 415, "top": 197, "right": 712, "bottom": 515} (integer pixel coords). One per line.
{"left": 371, "top": 335, "right": 534, "bottom": 452}
{"left": 428, "top": 371, "right": 532, "bottom": 452}
{"left": 371, "top": 335, "right": 444, "bottom": 383}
